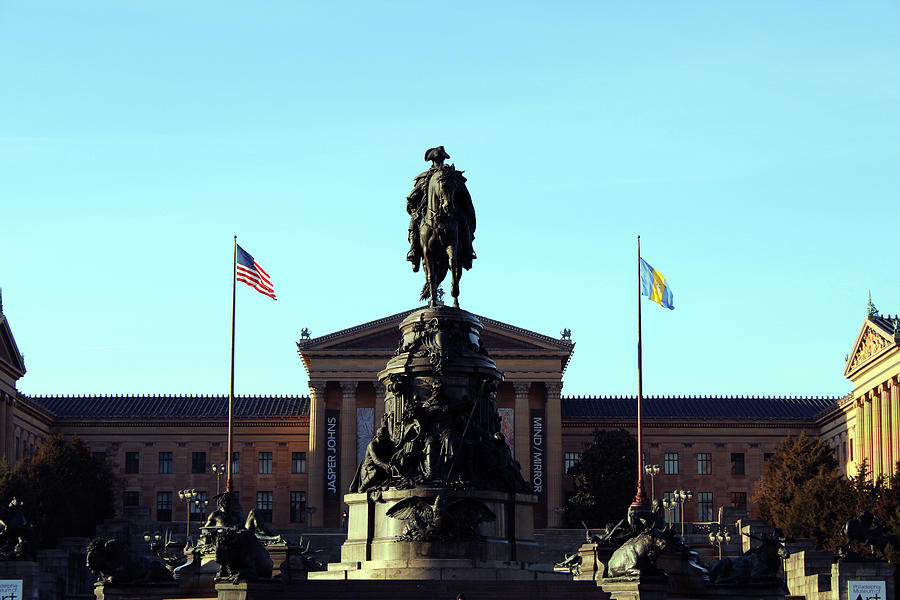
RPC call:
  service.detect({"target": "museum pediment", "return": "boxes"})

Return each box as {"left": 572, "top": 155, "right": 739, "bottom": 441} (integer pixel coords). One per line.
{"left": 297, "top": 308, "right": 573, "bottom": 355}
{"left": 0, "top": 314, "right": 26, "bottom": 380}
{"left": 844, "top": 318, "right": 897, "bottom": 378}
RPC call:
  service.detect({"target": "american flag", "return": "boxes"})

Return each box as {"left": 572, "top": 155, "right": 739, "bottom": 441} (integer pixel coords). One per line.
{"left": 235, "top": 244, "right": 276, "bottom": 300}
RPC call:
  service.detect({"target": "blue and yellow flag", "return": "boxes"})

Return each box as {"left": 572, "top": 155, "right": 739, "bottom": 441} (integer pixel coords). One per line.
{"left": 640, "top": 258, "right": 674, "bottom": 310}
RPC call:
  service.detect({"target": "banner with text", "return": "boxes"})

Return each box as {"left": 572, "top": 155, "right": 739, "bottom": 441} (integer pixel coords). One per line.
{"left": 530, "top": 408, "right": 547, "bottom": 526}
{"left": 325, "top": 409, "right": 341, "bottom": 523}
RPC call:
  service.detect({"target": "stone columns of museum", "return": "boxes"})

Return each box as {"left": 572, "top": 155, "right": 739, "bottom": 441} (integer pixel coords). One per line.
{"left": 888, "top": 379, "right": 900, "bottom": 476}
{"left": 872, "top": 391, "right": 883, "bottom": 478}
{"left": 374, "top": 381, "right": 386, "bottom": 432}
{"left": 865, "top": 398, "right": 874, "bottom": 479}
{"left": 513, "top": 383, "right": 530, "bottom": 466}
{"left": 340, "top": 382, "right": 357, "bottom": 505}
{"left": 856, "top": 400, "right": 865, "bottom": 477}
{"left": 881, "top": 384, "right": 892, "bottom": 478}
{"left": 0, "top": 395, "right": 7, "bottom": 463}
{"left": 545, "top": 382, "right": 564, "bottom": 528}
{"left": 307, "top": 381, "right": 327, "bottom": 528}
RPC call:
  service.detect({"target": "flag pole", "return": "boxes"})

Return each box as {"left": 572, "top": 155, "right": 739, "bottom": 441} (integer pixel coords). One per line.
{"left": 633, "top": 235, "right": 647, "bottom": 507}
{"left": 226, "top": 235, "right": 237, "bottom": 493}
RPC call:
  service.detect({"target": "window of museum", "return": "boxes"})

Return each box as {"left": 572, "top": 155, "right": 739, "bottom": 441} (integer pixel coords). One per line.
{"left": 731, "top": 453, "right": 745, "bottom": 475}
{"left": 125, "top": 452, "right": 140, "bottom": 474}
{"left": 290, "top": 491, "right": 307, "bottom": 523}
{"left": 158, "top": 452, "right": 173, "bottom": 474}
{"left": 849, "top": 442, "right": 853, "bottom": 461}
{"left": 664, "top": 453, "right": 679, "bottom": 475}
{"left": 189, "top": 491, "right": 208, "bottom": 516}
{"left": 663, "top": 491, "right": 680, "bottom": 523}
{"left": 157, "top": 492, "right": 173, "bottom": 522}
{"left": 292, "top": 452, "right": 306, "bottom": 474}
{"left": 564, "top": 452, "right": 581, "bottom": 474}
{"left": 730, "top": 492, "right": 747, "bottom": 510}
{"left": 123, "top": 491, "right": 140, "bottom": 507}
{"left": 257, "top": 491, "right": 273, "bottom": 523}
{"left": 232, "top": 452, "right": 240, "bottom": 474}
{"left": 697, "top": 492, "right": 713, "bottom": 521}
{"left": 258, "top": 452, "right": 273, "bottom": 474}
{"left": 841, "top": 441, "right": 848, "bottom": 462}
{"left": 697, "top": 453, "right": 711, "bottom": 475}
{"left": 192, "top": 452, "right": 206, "bottom": 474}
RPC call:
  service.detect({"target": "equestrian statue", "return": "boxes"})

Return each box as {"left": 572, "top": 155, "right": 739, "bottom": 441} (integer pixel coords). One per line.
{"left": 406, "top": 146, "right": 476, "bottom": 307}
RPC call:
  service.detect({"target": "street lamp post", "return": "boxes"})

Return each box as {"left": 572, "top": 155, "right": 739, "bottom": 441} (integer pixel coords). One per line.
{"left": 178, "top": 489, "right": 198, "bottom": 542}
{"left": 143, "top": 530, "right": 162, "bottom": 556}
{"left": 644, "top": 464, "right": 660, "bottom": 501}
{"left": 674, "top": 489, "right": 692, "bottom": 538}
{"left": 194, "top": 496, "right": 209, "bottom": 520}
{"left": 662, "top": 498, "right": 676, "bottom": 526}
{"left": 211, "top": 463, "right": 226, "bottom": 495}
{"left": 708, "top": 524, "right": 732, "bottom": 560}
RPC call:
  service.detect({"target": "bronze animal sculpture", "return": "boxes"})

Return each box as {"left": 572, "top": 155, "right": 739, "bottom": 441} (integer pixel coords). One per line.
{"left": 406, "top": 147, "right": 476, "bottom": 307}
{"left": 386, "top": 494, "right": 494, "bottom": 542}
{"left": 86, "top": 538, "right": 173, "bottom": 584}
{"left": 605, "top": 532, "right": 668, "bottom": 579}
{"left": 0, "top": 498, "right": 35, "bottom": 560}
{"left": 555, "top": 552, "right": 583, "bottom": 577}
{"left": 709, "top": 533, "right": 789, "bottom": 585}
{"left": 212, "top": 527, "right": 274, "bottom": 583}
{"left": 839, "top": 510, "right": 899, "bottom": 560}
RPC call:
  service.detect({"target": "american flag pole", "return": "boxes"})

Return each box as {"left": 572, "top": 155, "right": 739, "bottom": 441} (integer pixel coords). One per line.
{"left": 227, "top": 235, "right": 236, "bottom": 493}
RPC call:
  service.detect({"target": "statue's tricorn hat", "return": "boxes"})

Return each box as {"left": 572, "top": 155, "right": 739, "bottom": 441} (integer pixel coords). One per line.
{"left": 424, "top": 146, "right": 450, "bottom": 162}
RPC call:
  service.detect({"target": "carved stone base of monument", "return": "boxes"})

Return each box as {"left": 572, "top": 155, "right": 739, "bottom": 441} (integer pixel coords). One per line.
{"left": 600, "top": 578, "right": 669, "bottom": 600}
{"left": 172, "top": 548, "right": 220, "bottom": 596}
{"left": 0, "top": 560, "right": 39, "bottom": 600}
{"left": 92, "top": 582, "right": 179, "bottom": 600}
{"left": 311, "top": 488, "right": 549, "bottom": 580}
{"left": 215, "top": 579, "right": 284, "bottom": 600}
{"left": 655, "top": 550, "right": 708, "bottom": 595}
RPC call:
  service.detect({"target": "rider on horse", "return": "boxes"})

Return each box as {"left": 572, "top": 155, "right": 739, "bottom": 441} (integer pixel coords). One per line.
{"left": 406, "top": 146, "right": 476, "bottom": 274}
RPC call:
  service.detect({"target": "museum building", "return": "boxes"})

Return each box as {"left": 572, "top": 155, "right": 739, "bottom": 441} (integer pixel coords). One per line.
{"left": 0, "top": 302, "right": 897, "bottom": 533}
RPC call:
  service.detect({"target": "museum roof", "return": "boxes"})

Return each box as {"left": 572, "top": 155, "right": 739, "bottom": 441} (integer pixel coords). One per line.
{"left": 26, "top": 393, "right": 838, "bottom": 422}
{"left": 561, "top": 395, "right": 839, "bottom": 420}
{"left": 29, "top": 394, "right": 309, "bottom": 419}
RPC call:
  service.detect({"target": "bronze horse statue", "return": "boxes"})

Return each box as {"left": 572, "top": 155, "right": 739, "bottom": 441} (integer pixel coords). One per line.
{"left": 417, "top": 163, "right": 475, "bottom": 307}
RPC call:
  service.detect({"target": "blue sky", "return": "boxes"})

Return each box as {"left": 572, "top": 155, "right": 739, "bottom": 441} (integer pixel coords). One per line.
{"left": 2, "top": 2, "right": 898, "bottom": 398}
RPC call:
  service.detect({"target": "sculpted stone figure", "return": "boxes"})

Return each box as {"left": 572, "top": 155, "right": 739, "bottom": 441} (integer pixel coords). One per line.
{"left": 386, "top": 494, "right": 495, "bottom": 542}
{"left": 213, "top": 527, "right": 273, "bottom": 583}
{"left": 86, "top": 538, "right": 173, "bottom": 584}
{"left": 406, "top": 146, "right": 476, "bottom": 307}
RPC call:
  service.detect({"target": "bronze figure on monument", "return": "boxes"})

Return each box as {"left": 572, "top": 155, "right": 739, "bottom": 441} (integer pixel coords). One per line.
{"left": 406, "top": 146, "right": 476, "bottom": 307}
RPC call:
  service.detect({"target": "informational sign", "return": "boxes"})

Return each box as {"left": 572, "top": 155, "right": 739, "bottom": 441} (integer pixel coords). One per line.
{"left": 530, "top": 409, "right": 545, "bottom": 496}
{"left": 848, "top": 580, "right": 886, "bottom": 600}
{"left": 0, "top": 580, "right": 22, "bottom": 600}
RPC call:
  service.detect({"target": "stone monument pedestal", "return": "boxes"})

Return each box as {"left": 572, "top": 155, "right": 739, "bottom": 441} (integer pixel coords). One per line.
{"left": 312, "top": 487, "right": 546, "bottom": 580}
{"left": 92, "top": 582, "right": 179, "bottom": 600}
